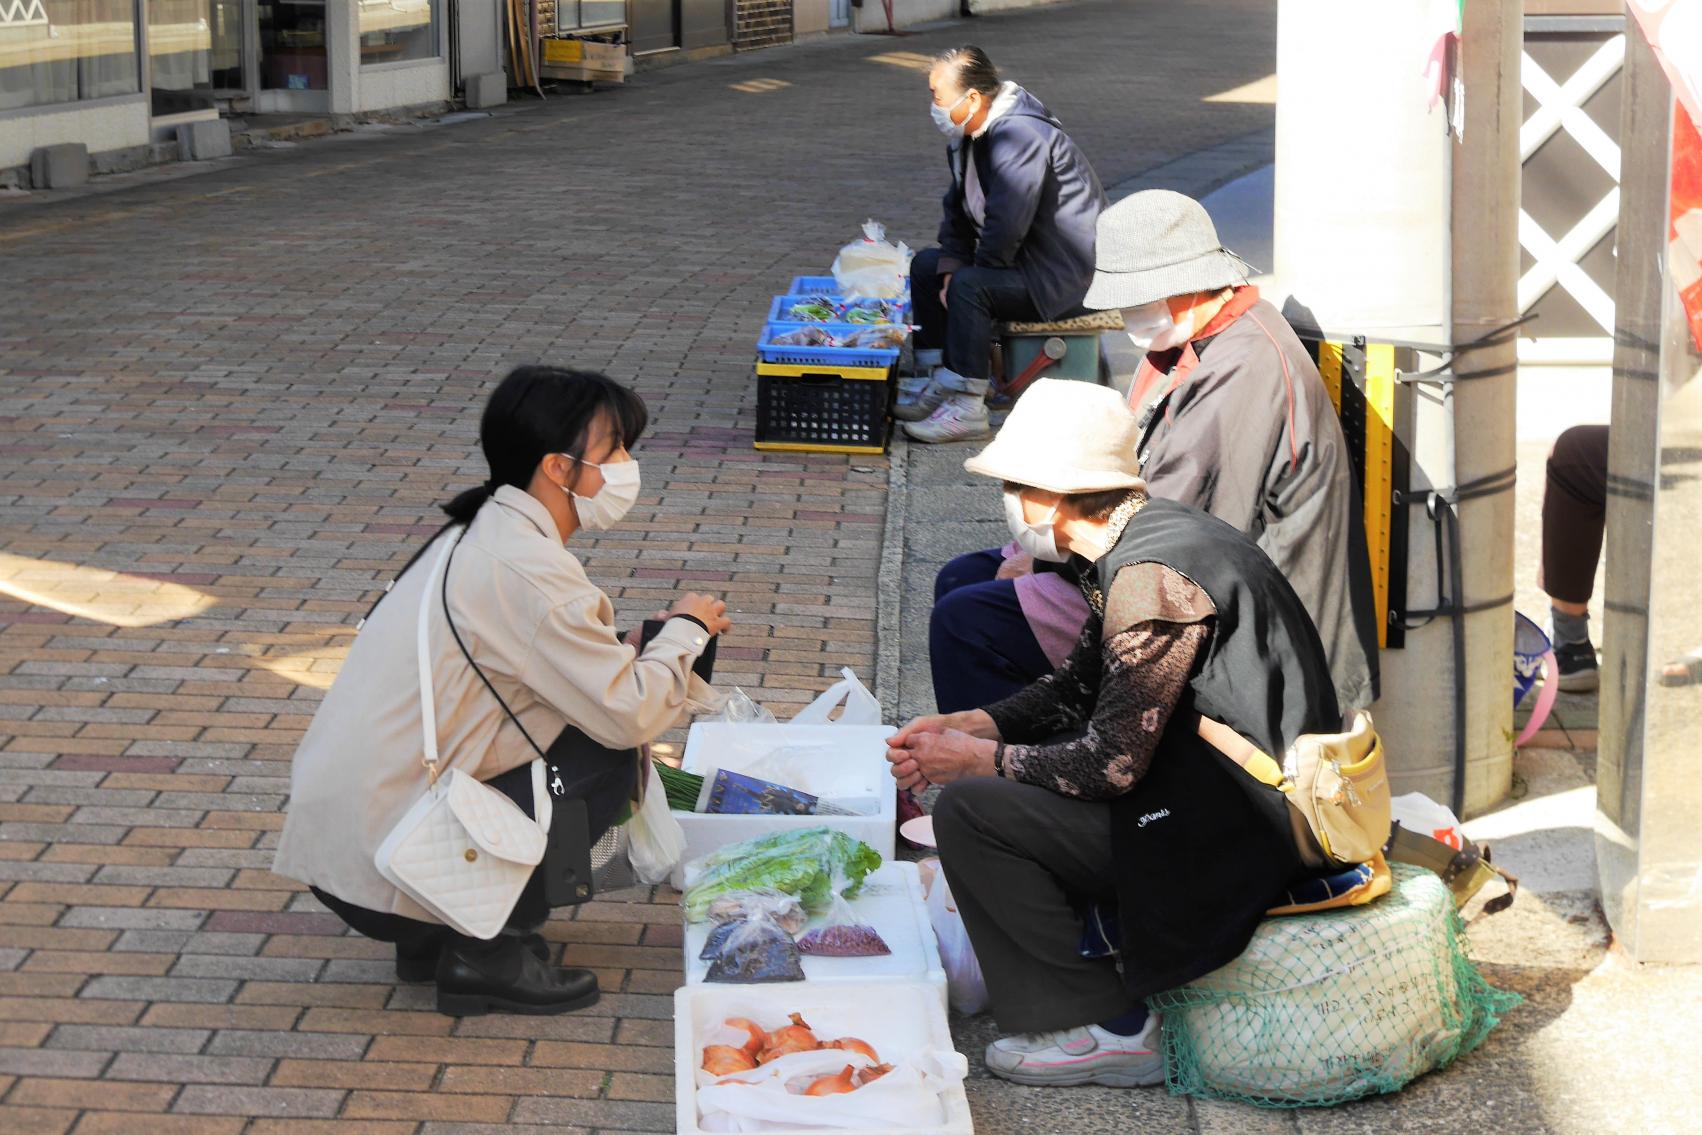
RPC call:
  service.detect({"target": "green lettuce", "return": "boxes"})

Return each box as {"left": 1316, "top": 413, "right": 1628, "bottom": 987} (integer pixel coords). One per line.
{"left": 682, "top": 828, "right": 883, "bottom": 922}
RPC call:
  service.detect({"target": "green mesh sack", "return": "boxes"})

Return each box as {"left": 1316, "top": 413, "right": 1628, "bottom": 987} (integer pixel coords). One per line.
{"left": 1148, "top": 864, "right": 1520, "bottom": 1108}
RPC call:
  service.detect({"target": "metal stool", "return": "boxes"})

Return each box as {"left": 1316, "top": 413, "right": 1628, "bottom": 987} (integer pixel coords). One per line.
{"left": 994, "top": 309, "right": 1125, "bottom": 399}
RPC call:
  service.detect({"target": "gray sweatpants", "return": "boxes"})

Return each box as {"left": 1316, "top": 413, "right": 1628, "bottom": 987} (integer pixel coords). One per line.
{"left": 931, "top": 776, "right": 1144, "bottom": 1034}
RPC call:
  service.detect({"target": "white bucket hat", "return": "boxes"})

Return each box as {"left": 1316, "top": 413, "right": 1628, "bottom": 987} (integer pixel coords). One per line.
{"left": 1082, "top": 190, "right": 1254, "bottom": 311}
{"left": 963, "top": 379, "right": 1148, "bottom": 495}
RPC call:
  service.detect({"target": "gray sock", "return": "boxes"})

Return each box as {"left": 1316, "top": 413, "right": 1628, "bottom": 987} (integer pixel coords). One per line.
{"left": 1550, "top": 606, "right": 1590, "bottom": 647}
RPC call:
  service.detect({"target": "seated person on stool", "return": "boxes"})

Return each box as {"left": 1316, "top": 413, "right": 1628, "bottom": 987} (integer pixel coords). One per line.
{"left": 900, "top": 44, "right": 1107, "bottom": 445}
{"left": 930, "top": 191, "right": 1380, "bottom": 715}
{"left": 888, "top": 379, "right": 1342, "bottom": 1086}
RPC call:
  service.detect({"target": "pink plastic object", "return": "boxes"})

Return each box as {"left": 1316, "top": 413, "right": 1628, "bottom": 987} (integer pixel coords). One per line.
{"left": 1515, "top": 650, "right": 1559, "bottom": 747}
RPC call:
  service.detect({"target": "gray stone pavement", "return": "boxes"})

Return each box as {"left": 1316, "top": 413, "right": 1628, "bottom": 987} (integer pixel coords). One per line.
{"left": 0, "top": 1, "right": 1292, "bottom": 1132}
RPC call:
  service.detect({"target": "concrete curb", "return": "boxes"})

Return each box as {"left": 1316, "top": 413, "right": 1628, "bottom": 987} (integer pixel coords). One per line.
{"left": 871, "top": 128, "right": 1274, "bottom": 723}
{"left": 875, "top": 433, "right": 910, "bottom": 722}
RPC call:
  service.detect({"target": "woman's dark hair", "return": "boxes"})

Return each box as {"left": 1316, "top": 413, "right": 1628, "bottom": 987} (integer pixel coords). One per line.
{"left": 935, "top": 45, "right": 1001, "bottom": 99}
{"left": 442, "top": 366, "right": 649, "bottom": 524}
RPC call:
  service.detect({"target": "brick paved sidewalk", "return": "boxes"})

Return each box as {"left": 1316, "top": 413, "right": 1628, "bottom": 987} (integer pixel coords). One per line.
{"left": 0, "top": 2, "right": 1279, "bottom": 1131}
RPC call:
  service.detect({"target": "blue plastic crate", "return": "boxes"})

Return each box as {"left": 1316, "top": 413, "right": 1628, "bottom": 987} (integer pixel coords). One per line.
{"left": 789, "top": 275, "right": 912, "bottom": 300}
{"left": 788, "top": 276, "right": 841, "bottom": 295}
{"left": 767, "top": 294, "right": 912, "bottom": 326}
{"left": 757, "top": 322, "right": 901, "bottom": 368}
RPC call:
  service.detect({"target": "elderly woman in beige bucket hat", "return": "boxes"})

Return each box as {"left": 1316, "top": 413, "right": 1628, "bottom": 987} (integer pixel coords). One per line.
{"left": 927, "top": 189, "right": 1380, "bottom": 726}
{"left": 886, "top": 378, "right": 1341, "bottom": 1089}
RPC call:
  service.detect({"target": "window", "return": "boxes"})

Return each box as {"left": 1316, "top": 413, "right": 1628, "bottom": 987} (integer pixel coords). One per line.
{"left": 148, "top": 0, "right": 217, "bottom": 116}
{"left": 358, "top": 0, "right": 435, "bottom": 66}
{"left": 0, "top": 0, "right": 141, "bottom": 112}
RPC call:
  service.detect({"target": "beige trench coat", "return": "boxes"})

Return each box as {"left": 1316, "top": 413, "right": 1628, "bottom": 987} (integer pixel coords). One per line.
{"left": 273, "top": 486, "right": 714, "bottom": 921}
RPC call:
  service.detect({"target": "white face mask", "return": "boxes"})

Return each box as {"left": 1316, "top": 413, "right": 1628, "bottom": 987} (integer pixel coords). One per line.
{"left": 561, "top": 456, "right": 641, "bottom": 533}
{"left": 1122, "top": 299, "right": 1194, "bottom": 353}
{"left": 931, "top": 91, "right": 971, "bottom": 138}
{"left": 1004, "top": 489, "right": 1070, "bottom": 563}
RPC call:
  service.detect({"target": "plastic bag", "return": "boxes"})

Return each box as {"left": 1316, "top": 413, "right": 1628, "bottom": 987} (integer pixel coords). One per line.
{"left": 768, "top": 326, "right": 837, "bottom": 348}
{"left": 704, "top": 916, "right": 806, "bottom": 984}
{"left": 1389, "top": 792, "right": 1466, "bottom": 851}
{"left": 796, "top": 888, "right": 891, "bottom": 957}
{"left": 783, "top": 298, "right": 841, "bottom": 323}
{"left": 626, "top": 758, "right": 687, "bottom": 884}
{"left": 921, "top": 857, "right": 988, "bottom": 1015}
{"left": 831, "top": 220, "right": 913, "bottom": 300}
{"left": 683, "top": 828, "right": 883, "bottom": 922}
{"left": 791, "top": 667, "right": 882, "bottom": 726}
{"left": 840, "top": 326, "right": 909, "bottom": 350}
{"left": 840, "top": 297, "right": 906, "bottom": 325}
{"left": 702, "top": 889, "right": 808, "bottom": 937}
{"left": 708, "top": 686, "right": 778, "bottom": 725}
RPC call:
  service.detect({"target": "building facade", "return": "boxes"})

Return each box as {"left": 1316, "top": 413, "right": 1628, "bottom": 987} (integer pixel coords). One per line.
{"left": 0, "top": 0, "right": 459, "bottom": 173}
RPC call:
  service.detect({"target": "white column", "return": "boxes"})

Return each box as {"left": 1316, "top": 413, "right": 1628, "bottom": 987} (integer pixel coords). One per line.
{"left": 1271, "top": 0, "right": 1517, "bottom": 815}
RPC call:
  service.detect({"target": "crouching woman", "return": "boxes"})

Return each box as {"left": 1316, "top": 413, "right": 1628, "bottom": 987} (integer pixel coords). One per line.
{"left": 275, "top": 366, "right": 728, "bottom": 1016}
{"left": 885, "top": 379, "right": 1340, "bottom": 1086}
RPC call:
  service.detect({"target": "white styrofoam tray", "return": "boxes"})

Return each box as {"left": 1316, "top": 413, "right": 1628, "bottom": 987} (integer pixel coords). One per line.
{"left": 670, "top": 722, "right": 897, "bottom": 888}
{"left": 683, "top": 862, "right": 946, "bottom": 1008}
{"left": 675, "top": 979, "right": 973, "bottom": 1135}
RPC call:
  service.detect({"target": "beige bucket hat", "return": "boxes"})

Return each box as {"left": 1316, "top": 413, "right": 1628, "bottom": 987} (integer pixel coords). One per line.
{"left": 963, "top": 379, "right": 1148, "bottom": 495}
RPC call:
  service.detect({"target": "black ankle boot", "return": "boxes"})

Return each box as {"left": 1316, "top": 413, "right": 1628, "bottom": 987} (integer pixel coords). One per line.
{"left": 434, "top": 935, "right": 598, "bottom": 1017}
{"left": 395, "top": 928, "right": 551, "bottom": 984}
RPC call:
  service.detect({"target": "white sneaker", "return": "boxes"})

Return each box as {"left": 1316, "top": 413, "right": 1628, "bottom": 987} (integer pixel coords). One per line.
{"left": 902, "top": 393, "right": 991, "bottom": 443}
{"left": 983, "top": 1016, "right": 1164, "bottom": 1088}
{"left": 893, "top": 376, "right": 953, "bottom": 422}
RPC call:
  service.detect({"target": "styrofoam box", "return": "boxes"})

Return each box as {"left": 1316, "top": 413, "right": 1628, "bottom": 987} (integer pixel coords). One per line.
{"left": 670, "top": 723, "right": 898, "bottom": 888}
{"left": 675, "top": 979, "right": 974, "bottom": 1135}
{"left": 683, "top": 862, "right": 947, "bottom": 1009}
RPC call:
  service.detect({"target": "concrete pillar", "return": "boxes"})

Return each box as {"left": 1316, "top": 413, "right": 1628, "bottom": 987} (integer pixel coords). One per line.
{"left": 1596, "top": 21, "right": 1702, "bottom": 963}
{"left": 1271, "top": 0, "right": 1518, "bottom": 815}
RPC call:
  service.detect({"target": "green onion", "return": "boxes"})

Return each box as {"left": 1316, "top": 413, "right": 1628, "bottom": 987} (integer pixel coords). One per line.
{"left": 655, "top": 759, "right": 704, "bottom": 812}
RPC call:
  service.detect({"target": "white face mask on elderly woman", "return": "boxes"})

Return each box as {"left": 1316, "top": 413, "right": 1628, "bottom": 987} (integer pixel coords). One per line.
{"left": 561, "top": 457, "right": 641, "bottom": 533}
{"left": 1122, "top": 299, "right": 1194, "bottom": 353}
{"left": 1003, "top": 489, "right": 1070, "bottom": 563}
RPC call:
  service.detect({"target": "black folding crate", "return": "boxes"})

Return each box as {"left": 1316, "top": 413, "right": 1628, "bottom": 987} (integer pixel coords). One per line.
{"left": 753, "top": 362, "right": 893, "bottom": 454}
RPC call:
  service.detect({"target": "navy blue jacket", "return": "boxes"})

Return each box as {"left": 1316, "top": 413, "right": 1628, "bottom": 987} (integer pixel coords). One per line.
{"left": 937, "top": 87, "right": 1107, "bottom": 321}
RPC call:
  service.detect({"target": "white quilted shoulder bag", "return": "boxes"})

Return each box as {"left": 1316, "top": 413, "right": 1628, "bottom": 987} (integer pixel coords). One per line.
{"left": 373, "top": 530, "right": 549, "bottom": 939}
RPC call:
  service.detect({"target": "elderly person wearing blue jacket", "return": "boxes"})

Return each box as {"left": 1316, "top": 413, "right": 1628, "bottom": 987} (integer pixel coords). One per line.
{"left": 899, "top": 45, "right": 1107, "bottom": 444}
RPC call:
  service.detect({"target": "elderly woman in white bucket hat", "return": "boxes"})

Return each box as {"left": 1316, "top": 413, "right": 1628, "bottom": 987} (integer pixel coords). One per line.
{"left": 887, "top": 378, "right": 1341, "bottom": 1088}
{"left": 927, "top": 190, "right": 1379, "bottom": 727}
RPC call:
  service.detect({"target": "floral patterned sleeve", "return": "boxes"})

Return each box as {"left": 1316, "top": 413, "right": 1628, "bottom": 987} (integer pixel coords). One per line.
{"left": 982, "top": 614, "right": 1104, "bottom": 744}
{"left": 993, "top": 562, "right": 1217, "bottom": 800}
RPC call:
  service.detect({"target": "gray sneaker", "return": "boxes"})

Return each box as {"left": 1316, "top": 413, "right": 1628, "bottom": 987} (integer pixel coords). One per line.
{"left": 902, "top": 392, "right": 991, "bottom": 443}
{"left": 983, "top": 1017, "right": 1165, "bottom": 1088}
{"left": 893, "top": 376, "right": 952, "bottom": 422}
